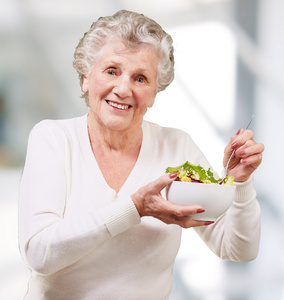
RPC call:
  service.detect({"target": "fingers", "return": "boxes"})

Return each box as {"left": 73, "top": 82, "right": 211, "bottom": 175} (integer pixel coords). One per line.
{"left": 141, "top": 193, "right": 204, "bottom": 219}
{"left": 231, "top": 129, "right": 254, "bottom": 150}
{"left": 236, "top": 142, "right": 264, "bottom": 163}
{"left": 224, "top": 129, "right": 256, "bottom": 165}
{"left": 224, "top": 128, "right": 265, "bottom": 181}
{"left": 149, "top": 201, "right": 214, "bottom": 228}
{"left": 159, "top": 214, "right": 214, "bottom": 228}
{"left": 131, "top": 174, "right": 214, "bottom": 228}
{"left": 233, "top": 137, "right": 264, "bottom": 170}
{"left": 156, "top": 200, "right": 204, "bottom": 217}
{"left": 223, "top": 130, "right": 245, "bottom": 168}
{"left": 149, "top": 173, "right": 178, "bottom": 194}
{"left": 131, "top": 174, "right": 178, "bottom": 218}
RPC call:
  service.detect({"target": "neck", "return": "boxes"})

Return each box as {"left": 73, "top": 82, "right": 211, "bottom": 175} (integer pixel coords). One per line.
{"left": 87, "top": 114, "right": 143, "bottom": 153}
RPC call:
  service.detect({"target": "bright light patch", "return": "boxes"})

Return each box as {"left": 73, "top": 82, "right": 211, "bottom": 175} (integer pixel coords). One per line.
{"left": 172, "top": 21, "right": 237, "bottom": 129}
{"left": 145, "top": 21, "right": 237, "bottom": 174}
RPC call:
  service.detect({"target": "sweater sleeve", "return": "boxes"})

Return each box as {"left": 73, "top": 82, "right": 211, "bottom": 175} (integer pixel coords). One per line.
{"left": 194, "top": 175, "right": 261, "bottom": 262}
{"left": 176, "top": 131, "right": 261, "bottom": 262}
{"left": 18, "top": 121, "right": 140, "bottom": 275}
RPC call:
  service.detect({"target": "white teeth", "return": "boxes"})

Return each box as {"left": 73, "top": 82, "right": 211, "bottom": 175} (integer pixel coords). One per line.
{"left": 107, "top": 101, "right": 130, "bottom": 110}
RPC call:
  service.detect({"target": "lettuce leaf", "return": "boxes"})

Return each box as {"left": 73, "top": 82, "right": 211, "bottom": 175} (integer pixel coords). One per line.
{"left": 166, "top": 161, "right": 221, "bottom": 184}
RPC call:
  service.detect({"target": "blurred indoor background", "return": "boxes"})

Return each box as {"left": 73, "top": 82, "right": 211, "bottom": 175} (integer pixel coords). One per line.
{"left": 0, "top": 0, "right": 283, "bottom": 299}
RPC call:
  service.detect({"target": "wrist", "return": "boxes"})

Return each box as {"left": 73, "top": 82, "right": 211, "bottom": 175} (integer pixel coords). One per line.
{"left": 131, "top": 193, "right": 144, "bottom": 218}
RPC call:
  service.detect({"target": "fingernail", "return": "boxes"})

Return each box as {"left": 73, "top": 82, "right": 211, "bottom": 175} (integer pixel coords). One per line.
{"left": 197, "top": 208, "right": 205, "bottom": 213}
{"left": 204, "top": 221, "right": 214, "bottom": 225}
{"left": 231, "top": 141, "right": 238, "bottom": 149}
{"left": 169, "top": 172, "right": 178, "bottom": 179}
{"left": 236, "top": 129, "right": 241, "bottom": 135}
{"left": 239, "top": 150, "right": 245, "bottom": 156}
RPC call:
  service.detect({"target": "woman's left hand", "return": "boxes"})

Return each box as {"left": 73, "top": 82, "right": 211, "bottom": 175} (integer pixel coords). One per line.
{"left": 224, "top": 128, "right": 265, "bottom": 182}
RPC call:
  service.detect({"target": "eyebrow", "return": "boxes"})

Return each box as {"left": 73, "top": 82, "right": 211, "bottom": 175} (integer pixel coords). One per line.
{"left": 104, "top": 60, "right": 150, "bottom": 74}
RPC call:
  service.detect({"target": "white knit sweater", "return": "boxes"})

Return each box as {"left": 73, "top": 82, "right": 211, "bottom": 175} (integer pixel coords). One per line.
{"left": 19, "top": 115, "right": 261, "bottom": 300}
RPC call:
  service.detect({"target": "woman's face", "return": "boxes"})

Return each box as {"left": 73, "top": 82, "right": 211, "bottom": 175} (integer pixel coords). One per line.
{"left": 82, "top": 41, "right": 159, "bottom": 133}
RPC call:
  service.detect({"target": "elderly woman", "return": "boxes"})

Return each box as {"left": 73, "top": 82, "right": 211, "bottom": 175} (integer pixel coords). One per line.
{"left": 19, "top": 10, "right": 264, "bottom": 300}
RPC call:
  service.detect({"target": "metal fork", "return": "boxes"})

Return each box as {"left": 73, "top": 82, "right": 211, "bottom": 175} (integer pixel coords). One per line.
{"left": 221, "top": 115, "right": 255, "bottom": 183}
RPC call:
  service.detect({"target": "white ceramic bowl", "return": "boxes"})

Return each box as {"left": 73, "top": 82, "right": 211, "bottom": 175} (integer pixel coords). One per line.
{"left": 167, "top": 181, "right": 236, "bottom": 221}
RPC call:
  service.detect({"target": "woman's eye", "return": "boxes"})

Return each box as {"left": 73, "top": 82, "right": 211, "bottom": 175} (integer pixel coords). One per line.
{"left": 106, "top": 69, "right": 116, "bottom": 75}
{"left": 136, "top": 76, "right": 146, "bottom": 83}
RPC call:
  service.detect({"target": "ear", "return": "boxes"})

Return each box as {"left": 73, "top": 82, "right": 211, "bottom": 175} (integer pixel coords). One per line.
{"left": 82, "top": 76, "right": 89, "bottom": 93}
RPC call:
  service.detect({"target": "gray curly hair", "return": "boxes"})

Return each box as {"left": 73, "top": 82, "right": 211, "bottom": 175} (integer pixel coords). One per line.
{"left": 73, "top": 10, "right": 175, "bottom": 105}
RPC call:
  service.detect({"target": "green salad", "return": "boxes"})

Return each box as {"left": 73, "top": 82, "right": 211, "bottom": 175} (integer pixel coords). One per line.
{"left": 165, "top": 161, "right": 235, "bottom": 186}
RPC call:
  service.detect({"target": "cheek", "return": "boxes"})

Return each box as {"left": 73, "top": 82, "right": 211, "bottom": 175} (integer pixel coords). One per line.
{"left": 148, "top": 94, "right": 156, "bottom": 108}
{"left": 136, "top": 94, "right": 155, "bottom": 109}
{"left": 145, "top": 90, "right": 157, "bottom": 108}
{"left": 88, "top": 79, "right": 108, "bottom": 98}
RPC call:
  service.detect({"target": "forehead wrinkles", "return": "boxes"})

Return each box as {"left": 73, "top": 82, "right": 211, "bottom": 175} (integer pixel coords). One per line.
{"left": 100, "top": 44, "right": 158, "bottom": 72}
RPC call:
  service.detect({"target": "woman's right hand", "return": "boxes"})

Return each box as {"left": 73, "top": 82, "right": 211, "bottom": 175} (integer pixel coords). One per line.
{"left": 131, "top": 173, "right": 214, "bottom": 228}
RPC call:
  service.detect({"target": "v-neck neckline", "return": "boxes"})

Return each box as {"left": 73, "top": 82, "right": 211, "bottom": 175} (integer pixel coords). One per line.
{"left": 80, "top": 114, "right": 154, "bottom": 197}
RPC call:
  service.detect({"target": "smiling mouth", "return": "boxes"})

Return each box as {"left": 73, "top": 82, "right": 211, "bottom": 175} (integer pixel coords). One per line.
{"left": 106, "top": 100, "right": 131, "bottom": 110}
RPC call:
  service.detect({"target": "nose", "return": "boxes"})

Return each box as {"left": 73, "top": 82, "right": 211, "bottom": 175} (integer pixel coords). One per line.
{"left": 112, "top": 76, "right": 132, "bottom": 98}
